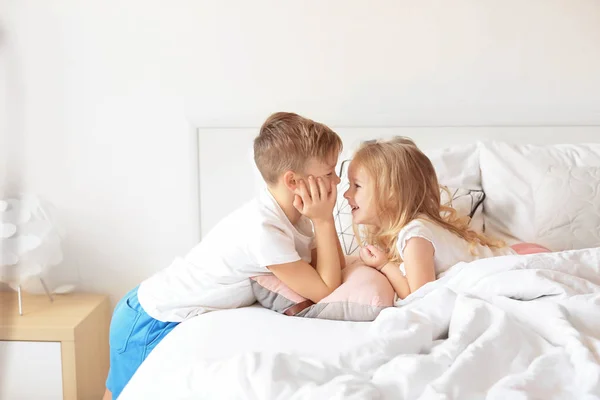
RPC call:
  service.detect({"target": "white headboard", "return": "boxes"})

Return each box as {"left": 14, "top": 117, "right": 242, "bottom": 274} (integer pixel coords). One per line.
{"left": 198, "top": 126, "right": 600, "bottom": 237}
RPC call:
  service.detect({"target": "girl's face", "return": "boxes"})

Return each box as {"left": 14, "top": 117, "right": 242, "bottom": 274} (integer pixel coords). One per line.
{"left": 343, "top": 162, "right": 380, "bottom": 226}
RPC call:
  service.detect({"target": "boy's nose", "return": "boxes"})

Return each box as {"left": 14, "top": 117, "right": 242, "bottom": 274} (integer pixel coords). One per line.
{"left": 343, "top": 189, "right": 350, "bottom": 199}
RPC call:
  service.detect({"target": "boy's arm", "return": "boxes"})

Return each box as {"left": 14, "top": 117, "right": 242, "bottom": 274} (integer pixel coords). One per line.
{"left": 311, "top": 218, "right": 342, "bottom": 289}
{"left": 311, "top": 234, "right": 347, "bottom": 269}
{"left": 270, "top": 177, "right": 342, "bottom": 302}
{"left": 269, "top": 218, "right": 341, "bottom": 302}
{"left": 334, "top": 234, "right": 347, "bottom": 269}
{"left": 263, "top": 220, "right": 342, "bottom": 303}
{"left": 269, "top": 258, "right": 336, "bottom": 303}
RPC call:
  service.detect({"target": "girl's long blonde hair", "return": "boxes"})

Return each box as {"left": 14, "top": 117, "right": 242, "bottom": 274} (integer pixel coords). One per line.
{"left": 352, "top": 137, "right": 504, "bottom": 263}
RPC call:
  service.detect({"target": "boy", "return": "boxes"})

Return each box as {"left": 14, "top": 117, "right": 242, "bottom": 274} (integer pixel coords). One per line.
{"left": 103, "top": 112, "right": 345, "bottom": 399}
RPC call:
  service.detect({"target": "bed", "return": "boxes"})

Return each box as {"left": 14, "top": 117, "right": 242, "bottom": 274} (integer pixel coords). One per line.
{"left": 120, "top": 127, "right": 600, "bottom": 399}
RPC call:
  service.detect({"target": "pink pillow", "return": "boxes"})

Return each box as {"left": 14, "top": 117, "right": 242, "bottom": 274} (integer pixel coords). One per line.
{"left": 511, "top": 242, "right": 552, "bottom": 255}
{"left": 250, "top": 256, "right": 395, "bottom": 321}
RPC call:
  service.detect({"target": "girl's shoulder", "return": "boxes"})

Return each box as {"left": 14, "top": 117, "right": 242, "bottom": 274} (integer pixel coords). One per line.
{"left": 396, "top": 217, "right": 438, "bottom": 253}
{"left": 399, "top": 216, "right": 438, "bottom": 234}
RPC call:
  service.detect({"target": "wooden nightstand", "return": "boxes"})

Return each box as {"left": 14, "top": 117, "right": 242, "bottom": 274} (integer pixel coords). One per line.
{"left": 0, "top": 292, "right": 111, "bottom": 400}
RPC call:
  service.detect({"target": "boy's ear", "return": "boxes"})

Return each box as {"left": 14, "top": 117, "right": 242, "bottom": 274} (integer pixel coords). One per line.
{"left": 283, "top": 170, "right": 297, "bottom": 192}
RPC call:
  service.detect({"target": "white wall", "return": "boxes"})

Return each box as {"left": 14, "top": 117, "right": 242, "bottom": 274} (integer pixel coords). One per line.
{"left": 2, "top": 0, "right": 600, "bottom": 304}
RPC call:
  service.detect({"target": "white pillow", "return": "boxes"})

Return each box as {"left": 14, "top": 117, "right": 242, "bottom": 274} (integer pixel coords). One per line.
{"left": 440, "top": 187, "right": 485, "bottom": 233}
{"left": 479, "top": 141, "right": 600, "bottom": 250}
{"left": 425, "top": 144, "right": 481, "bottom": 190}
{"left": 534, "top": 166, "right": 600, "bottom": 250}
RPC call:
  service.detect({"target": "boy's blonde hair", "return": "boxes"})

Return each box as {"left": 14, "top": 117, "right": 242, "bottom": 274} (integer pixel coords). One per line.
{"left": 352, "top": 137, "right": 504, "bottom": 263}
{"left": 254, "top": 112, "right": 343, "bottom": 185}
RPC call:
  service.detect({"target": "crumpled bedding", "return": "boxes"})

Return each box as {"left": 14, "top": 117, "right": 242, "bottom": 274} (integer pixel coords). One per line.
{"left": 120, "top": 248, "right": 600, "bottom": 400}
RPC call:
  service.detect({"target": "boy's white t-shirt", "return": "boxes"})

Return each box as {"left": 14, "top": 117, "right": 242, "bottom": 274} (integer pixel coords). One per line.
{"left": 396, "top": 218, "right": 516, "bottom": 277}
{"left": 138, "top": 189, "right": 314, "bottom": 322}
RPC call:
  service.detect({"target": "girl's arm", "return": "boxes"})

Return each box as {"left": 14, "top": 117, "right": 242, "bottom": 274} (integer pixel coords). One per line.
{"left": 381, "top": 237, "right": 435, "bottom": 299}
{"left": 380, "top": 262, "right": 411, "bottom": 299}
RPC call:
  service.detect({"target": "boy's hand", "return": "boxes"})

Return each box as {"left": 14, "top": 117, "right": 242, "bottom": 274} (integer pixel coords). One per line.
{"left": 359, "top": 245, "right": 388, "bottom": 270}
{"left": 293, "top": 176, "right": 336, "bottom": 223}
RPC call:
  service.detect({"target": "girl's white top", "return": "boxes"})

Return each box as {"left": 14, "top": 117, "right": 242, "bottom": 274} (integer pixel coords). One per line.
{"left": 396, "top": 217, "right": 516, "bottom": 277}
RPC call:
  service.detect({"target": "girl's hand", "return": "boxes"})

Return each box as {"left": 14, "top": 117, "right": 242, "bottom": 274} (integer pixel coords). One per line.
{"left": 359, "top": 245, "right": 388, "bottom": 269}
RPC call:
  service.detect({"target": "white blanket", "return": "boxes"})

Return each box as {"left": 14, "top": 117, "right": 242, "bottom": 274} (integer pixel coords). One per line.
{"left": 120, "top": 249, "right": 600, "bottom": 399}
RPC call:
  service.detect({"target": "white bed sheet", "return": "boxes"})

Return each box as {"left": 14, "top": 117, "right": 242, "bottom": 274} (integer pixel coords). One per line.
{"left": 140, "top": 304, "right": 371, "bottom": 365}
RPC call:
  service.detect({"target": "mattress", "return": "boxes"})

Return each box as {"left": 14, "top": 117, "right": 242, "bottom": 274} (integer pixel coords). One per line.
{"left": 139, "top": 304, "right": 371, "bottom": 365}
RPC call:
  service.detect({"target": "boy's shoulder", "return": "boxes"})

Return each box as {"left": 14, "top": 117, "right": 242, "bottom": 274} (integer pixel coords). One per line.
{"left": 216, "top": 191, "right": 290, "bottom": 235}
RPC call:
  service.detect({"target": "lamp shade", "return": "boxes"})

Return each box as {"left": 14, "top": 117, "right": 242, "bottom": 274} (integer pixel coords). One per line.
{"left": 0, "top": 194, "right": 65, "bottom": 291}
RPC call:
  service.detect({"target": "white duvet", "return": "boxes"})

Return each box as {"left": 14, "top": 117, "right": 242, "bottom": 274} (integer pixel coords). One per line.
{"left": 120, "top": 249, "right": 600, "bottom": 399}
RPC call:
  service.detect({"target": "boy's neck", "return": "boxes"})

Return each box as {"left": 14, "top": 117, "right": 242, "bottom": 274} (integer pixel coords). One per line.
{"left": 267, "top": 185, "right": 302, "bottom": 225}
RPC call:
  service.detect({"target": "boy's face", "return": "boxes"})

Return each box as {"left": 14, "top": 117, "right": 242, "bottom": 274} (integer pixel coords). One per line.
{"left": 296, "top": 156, "right": 341, "bottom": 195}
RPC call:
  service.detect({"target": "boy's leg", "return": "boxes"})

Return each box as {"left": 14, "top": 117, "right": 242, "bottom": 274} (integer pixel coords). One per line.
{"left": 105, "top": 286, "right": 178, "bottom": 399}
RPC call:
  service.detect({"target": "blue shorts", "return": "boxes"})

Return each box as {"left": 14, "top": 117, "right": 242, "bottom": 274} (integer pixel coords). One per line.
{"left": 105, "top": 286, "right": 179, "bottom": 399}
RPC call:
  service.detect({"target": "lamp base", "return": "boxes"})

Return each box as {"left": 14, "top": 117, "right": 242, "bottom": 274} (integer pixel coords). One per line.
{"left": 17, "top": 278, "right": 54, "bottom": 316}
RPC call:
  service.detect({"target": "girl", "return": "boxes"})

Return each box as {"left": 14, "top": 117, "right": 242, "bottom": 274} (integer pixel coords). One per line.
{"left": 343, "top": 137, "right": 515, "bottom": 299}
